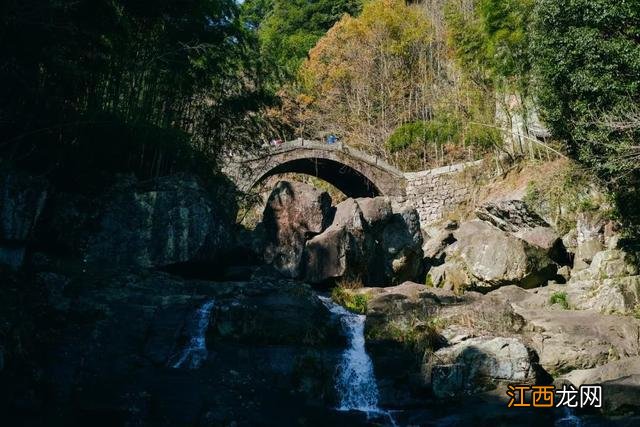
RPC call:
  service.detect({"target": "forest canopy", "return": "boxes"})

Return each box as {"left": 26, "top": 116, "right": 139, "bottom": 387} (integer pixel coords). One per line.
{"left": 1, "top": 0, "right": 638, "bottom": 227}
{"left": 0, "top": 0, "right": 272, "bottom": 190}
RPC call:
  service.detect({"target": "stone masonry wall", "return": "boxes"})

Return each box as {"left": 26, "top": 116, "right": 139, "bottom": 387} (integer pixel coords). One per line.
{"left": 403, "top": 160, "right": 483, "bottom": 227}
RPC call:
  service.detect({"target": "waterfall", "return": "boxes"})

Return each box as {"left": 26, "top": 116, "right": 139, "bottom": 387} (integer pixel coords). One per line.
{"left": 319, "top": 296, "right": 382, "bottom": 412}
{"left": 168, "top": 299, "right": 215, "bottom": 369}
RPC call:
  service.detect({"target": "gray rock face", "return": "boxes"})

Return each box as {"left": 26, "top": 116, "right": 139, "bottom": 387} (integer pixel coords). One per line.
{"left": 422, "top": 229, "right": 455, "bottom": 265}
{"left": 0, "top": 167, "right": 48, "bottom": 269}
{"left": 425, "top": 200, "right": 565, "bottom": 293}
{"left": 475, "top": 200, "right": 548, "bottom": 232}
{"left": 562, "top": 229, "right": 578, "bottom": 252}
{"left": 574, "top": 238, "right": 604, "bottom": 271}
{"left": 515, "top": 307, "right": 640, "bottom": 374}
{"left": 564, "top": 249, "right": 640, "bottom": 314}
{"left": 428, "top": 337, "right": 536, "bottom": 398}
{"left": 573, "top": 211, "right": 608, "bottom": 270}
{"left": 559, "top": 357, "right": 640, "bottom": 414}
{"left": 560, "top": 356, "right": 640, "bottom": 388}
{"left": 382, "top": 208, "right": 424, "bottom": 283}
{"left": 426, "top": 257, "right": 471, "bottom": 292}
{"left": 356, "top": 197, "right": 393, "bottom": 229}
{"left": 476, "top": 200, "right": 567, "bottom": 263}
{"left": 576, "top": 211, "right": 606, "bottom": 245}
{"left": 261, "top": 181, "right": 332, "bottom": 278}
{"left": 427, "top": 220, "right": 556, "bottom": 292}
{"left": 86, "top": 174, "right": 233, "bottom": 269}
{"left": 303, "top": 197, "right": 423, "bottom": 285}
{"left": 304, "top": 225, "right": 356, "bottom": 283}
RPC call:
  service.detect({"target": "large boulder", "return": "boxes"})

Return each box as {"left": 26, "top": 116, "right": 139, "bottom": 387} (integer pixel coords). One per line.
{"left": 0, "top": 166, "right": 48, "bottom": 269}
{"left": 86, "top": 174, "right": 233, "bottom": 269}
{"left": 564, "top": 249, "right": 640, "bottom": 314}
{"left": 427, "top": 220, "right": 557, "bottom": 292}
{"left": 261, "top": 181, "right": 332, "bottom": 278}
{"left": 515, "top": 307, "right": 640, "bottom": 375}
{"left": 380, "top": 208, "right": 424, "bottom": 283}
{"left": 426, "top": 257, "right": 472, "bottom": 293}
{"left": 559, "top": 357, "right": 640, "bottom": 414}
{"left": 475, "top": 200, "right": 567, "bottom": 264}
{"left": 426, "top": 337, "right": 537, "bottom": 398}
{"left": 422, "top": 228, "right": 456, "bottom": 267}
{"left": 304, "top": 225, "right": 359, "bottom": 283}
{"left": 303, "top": 197, "right": 423, "bottom": 285}
{"left": 356, "top": 197, "right": 393, "bottom": 229}
{"left": 573, "top": 211, "right": 607, "bottom": 270}
{"left": 574, "top": 239, "right": 604, "bottom": 271}
{"left": 475, "top": 200, "right": 548, "bottom": 232}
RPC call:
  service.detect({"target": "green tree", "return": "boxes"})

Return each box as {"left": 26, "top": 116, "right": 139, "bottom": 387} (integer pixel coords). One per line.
{"left": 300, "top": 0, "right": 498, "bottom": 170}
{"left": 241, "top": 0, "right": 363, "bottom": 85}
{"left": 446, "top": 0, "right": 533, "bottom": 93}
{"left": 0, "top": 0, "right": 270, "bottom": 188}
{"left": 531, "top": 0, "right": 640, "bottom": 230}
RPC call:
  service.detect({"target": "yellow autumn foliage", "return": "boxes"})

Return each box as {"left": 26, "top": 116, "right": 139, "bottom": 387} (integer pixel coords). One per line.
{"left": 299, "top": 0, "right": 496, "bottom": 170}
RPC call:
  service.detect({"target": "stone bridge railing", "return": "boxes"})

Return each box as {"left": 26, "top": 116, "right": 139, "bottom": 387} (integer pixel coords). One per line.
{"left": 244, "top": 139, "right": 404, "bottom": 176}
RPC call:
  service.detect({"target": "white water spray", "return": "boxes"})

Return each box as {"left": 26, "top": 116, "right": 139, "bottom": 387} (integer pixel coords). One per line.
{"left": 319, "top": 296, "right": 384, "bottom": 412}
{"left": 168, "top": 299, "right": 215, "bottom": 369}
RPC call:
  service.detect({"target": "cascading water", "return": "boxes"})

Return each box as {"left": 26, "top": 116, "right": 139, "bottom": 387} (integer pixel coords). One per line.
{"left": 319, "top": 296, "right": 387, "bottom": 414}
{"left": 168, "top": 299, "right": 215, "bottom": 369}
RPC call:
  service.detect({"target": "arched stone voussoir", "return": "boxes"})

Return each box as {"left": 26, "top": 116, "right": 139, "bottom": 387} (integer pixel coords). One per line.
{"left": 227, "top": 140, "right": 407, "bottom": 199}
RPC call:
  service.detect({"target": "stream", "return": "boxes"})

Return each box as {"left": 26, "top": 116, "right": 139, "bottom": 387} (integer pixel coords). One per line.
{"left": 166, "top": 293, "right": 586, "bottom": 426}
{"left": 168, "top": 299, "right": 216, "bottom": 369}
{"left": 319, "top": 296, "right": 397, "bottom": 425}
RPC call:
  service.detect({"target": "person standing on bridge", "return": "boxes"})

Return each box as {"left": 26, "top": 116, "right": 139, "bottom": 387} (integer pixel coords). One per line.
{"left": 327, "top": 134, "right": 337, "bottom": 144}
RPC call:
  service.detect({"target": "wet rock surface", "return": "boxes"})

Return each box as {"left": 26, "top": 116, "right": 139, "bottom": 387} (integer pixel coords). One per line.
{"left": 338, "top": 276, "right": 640, "bottom": 419}
{"left": 1, "top": 269, "right": 350, "bottom": 426}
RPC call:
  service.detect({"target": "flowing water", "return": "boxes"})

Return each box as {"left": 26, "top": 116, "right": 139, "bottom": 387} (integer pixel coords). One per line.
{"left": 319, "top": 296, "right": 397, "bottom": 424}
{"left": 168, "top": 299, "right": 216, "bottom": 369}
{"left": 555, "top": 408, "right": 583, "bottom": 427}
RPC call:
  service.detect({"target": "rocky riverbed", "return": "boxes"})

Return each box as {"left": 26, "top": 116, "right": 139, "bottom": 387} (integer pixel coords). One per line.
{"left": 2, "top": 166, "right": 640, "bottom": 426}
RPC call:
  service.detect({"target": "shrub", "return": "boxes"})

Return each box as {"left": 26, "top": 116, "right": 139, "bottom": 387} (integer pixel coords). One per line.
{"left": 386, "top": 115, "right": 462, "bottom": 154}
{"left": 365, "top": 319, "right": 445, "bottom": 355}
{"left": 549, "top": 291, "right": 569, "bottom": 310}
{"left": 522, "top": 161, "right": 603, "bottom": 235}
{"left": 331, "top": 277, "right": 369, "bottom": 314}
{"left": 424, "top": 274, "right": 434, "bottom": 287}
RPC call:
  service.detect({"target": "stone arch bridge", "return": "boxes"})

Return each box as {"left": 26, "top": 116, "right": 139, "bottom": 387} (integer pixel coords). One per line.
{"left": 224, "top": 139, "right": 483, "bottom": 227}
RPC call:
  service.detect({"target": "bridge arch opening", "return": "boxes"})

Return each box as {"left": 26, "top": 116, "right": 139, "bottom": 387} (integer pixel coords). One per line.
{"left": 253, "top": 158, "right": 381, "bottom": 198}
